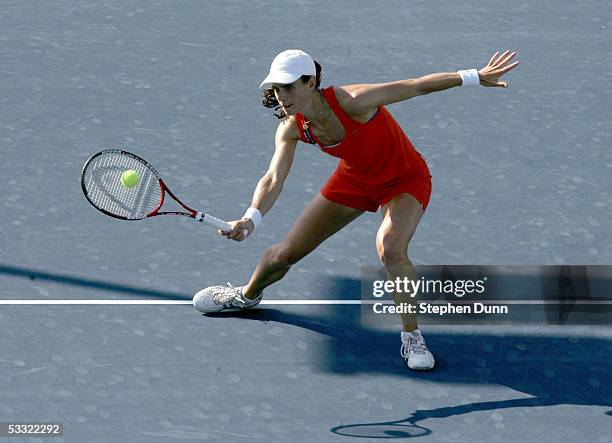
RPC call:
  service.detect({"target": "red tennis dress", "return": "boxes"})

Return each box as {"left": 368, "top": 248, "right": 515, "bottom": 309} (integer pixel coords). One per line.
{"left": 295, "top": 86, "right": 432, "bottom": 212}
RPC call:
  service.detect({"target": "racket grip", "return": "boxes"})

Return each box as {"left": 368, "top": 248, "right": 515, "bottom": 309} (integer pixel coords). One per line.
{"left": 195, "top": 212, "right": 231, "bottom": 231}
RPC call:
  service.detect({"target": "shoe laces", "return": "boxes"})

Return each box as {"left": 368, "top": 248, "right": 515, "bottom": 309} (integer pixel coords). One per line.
{"left": 401, "top": 332, "right": 427, "bottom": 358}
{"left": 213, "top": 283, "right": 246, "bottom": 307}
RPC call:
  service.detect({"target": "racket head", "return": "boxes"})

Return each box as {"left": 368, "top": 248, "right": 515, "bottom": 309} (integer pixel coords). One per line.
{"left": 81, "top": 149, "right": 164, "bottom": 220}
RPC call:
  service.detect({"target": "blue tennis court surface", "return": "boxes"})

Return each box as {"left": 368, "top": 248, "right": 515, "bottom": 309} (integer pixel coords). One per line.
{"left": 1, "top": 0, "right": 611, "bottom": 441}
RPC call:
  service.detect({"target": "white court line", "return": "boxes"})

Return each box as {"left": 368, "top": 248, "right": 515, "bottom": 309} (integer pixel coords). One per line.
{"left": 0, "top": 300, "right": 365, "bottom": 305}
{"left": 0, "top": 300, "right": 611, "bottom": 305}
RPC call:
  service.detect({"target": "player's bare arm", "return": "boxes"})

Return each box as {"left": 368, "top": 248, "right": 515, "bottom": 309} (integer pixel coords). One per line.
{"left": 222, "top": 119, "right": 299, "bottom": 241}
{"left": 251, "top": 120, "right": 299, "bottom": 215}
{"left": 338, "top": 50, "right": 519, "bottom": 117}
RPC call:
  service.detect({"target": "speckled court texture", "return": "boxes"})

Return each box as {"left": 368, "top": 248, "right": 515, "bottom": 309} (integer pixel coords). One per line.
{"left": 1, "top": 1, "right": 611, "bottom": 442}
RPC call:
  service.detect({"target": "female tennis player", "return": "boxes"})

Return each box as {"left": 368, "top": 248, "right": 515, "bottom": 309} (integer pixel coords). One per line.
{"left": 194, "top": 49, "right": 519, "bottom": 371}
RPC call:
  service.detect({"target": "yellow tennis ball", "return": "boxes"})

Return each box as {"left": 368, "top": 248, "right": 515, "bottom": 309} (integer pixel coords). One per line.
{"left": 121, "top": 169, "right": 140, "bottom": 188}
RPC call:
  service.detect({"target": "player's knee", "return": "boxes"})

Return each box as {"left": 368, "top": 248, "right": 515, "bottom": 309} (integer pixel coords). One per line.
{"left": 265, "top": 243, "right": 296, "bottom": 268}
{"left": 377, "top": 241, "right": 409, "bottom": 267}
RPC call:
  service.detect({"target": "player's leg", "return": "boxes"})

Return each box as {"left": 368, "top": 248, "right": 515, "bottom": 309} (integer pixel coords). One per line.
{"left": 376, "top": 193, "right": 434, "bottom": 370}
{"left": 194, "top": 193, "right": 362, "bottom": 312}
{"left": 376, "top": 193, "right": 423, "bottom": 331}
{"left": 243, "top": 193, "right": 363, "bottom": 298}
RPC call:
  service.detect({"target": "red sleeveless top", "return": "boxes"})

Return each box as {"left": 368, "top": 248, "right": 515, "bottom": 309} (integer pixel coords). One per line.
{"left": 295, "top": 86, "right": 430, "bottom": 189}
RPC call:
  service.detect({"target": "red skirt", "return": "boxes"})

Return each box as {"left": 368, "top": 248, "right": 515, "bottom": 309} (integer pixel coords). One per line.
{"left": 321, "top": 172, "right": 432, "bottom": 212}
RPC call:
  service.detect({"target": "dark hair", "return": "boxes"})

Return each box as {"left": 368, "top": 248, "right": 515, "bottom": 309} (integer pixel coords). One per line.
{"left": 262, "top": 60, "right": 322, "bottom": 119}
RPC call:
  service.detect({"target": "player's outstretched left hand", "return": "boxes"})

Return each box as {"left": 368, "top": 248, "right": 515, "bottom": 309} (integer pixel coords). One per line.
{"left": 479, "top": 50, "right": 519, "bottom": 88}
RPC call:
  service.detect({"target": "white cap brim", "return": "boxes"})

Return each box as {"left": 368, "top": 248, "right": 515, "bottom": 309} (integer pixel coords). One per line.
{"left": 259, "top": 71, "right": 302, "bottom": 90}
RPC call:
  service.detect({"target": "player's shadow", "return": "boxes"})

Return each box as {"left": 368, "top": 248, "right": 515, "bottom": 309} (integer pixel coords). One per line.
{"left": 0, "top": 263, "right": 190, "bottom": 300}
{"left": 207, "top": 276, "right": 612, "bottom": 439}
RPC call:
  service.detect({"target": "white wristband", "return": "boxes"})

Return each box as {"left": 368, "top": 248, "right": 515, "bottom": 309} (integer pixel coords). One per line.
{"left": 242, "top": 207, "right": 262, "bottom": 231}
{"left": 458, "top": 69, "right": 480, "bottom": 87}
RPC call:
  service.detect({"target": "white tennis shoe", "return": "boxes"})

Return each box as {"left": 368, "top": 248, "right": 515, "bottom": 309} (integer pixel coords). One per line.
{"left": 193, "top": 283, "right": 262, "bottom": 313}
{"left": 401, "top": 329, "right": 435, "bottom": 371}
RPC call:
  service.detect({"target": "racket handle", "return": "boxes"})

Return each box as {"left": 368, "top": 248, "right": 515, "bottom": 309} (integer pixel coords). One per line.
{"left": 195, "top": 212, "right": 231, "bottom": 231}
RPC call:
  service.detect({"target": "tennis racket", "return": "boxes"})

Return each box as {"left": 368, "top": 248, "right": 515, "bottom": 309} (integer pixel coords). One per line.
{"left": 81, "top": 149, "right": 232, "bottom": 231}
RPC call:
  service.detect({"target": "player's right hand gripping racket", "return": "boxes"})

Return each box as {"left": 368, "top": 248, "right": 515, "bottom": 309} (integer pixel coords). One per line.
{"left": 81, "top": 149, "right": 231, "bottom": 231}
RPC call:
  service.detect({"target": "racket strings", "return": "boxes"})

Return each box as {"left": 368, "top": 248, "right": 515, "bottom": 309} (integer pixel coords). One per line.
{"left": 83, "top": 151, "right": 162, "bottom": 219}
